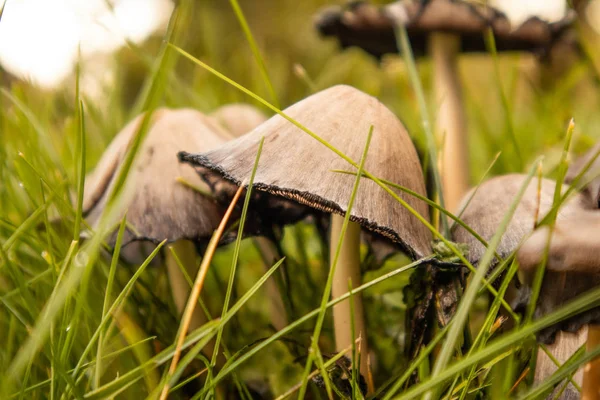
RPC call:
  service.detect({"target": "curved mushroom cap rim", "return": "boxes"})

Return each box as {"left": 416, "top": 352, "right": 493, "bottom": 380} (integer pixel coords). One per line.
{"left": 179, "top": 151, "right": 426, "bottom": 260}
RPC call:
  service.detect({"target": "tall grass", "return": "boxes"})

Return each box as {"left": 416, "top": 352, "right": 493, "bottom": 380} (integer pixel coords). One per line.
{"left": 1, "top": 1, "right": 600, "bottom": 399}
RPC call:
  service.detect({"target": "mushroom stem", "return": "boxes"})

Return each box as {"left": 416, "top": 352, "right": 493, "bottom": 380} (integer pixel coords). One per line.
{"left": 165, "top": 240, "right": 220, "bottom": 364}
{"left": 252, "top": 237, "right": 289, "bottom": 331}
{"left": 330, "top": 216, "right": 370, "bottom": 385}
{"left": 535, "top": 329, "right": 586, "bottom": 399}
{"left": 583, "top": 325, "right": 600, "bottom": 399}
{"left": 430, "top": 32, "right": 469, "bottom": 213}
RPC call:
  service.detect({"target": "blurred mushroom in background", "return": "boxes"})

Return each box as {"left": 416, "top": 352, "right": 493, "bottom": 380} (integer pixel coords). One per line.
{"left": 314, "top": 0, "right": 577, "bottom": 213}
{"left": 209, "top": 103, "right": 268, "bottom": 138}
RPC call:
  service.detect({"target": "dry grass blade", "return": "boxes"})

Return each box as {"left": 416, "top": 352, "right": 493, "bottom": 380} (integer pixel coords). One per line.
{"left": 159, "top": 185, "right": 244, "bottom": 400}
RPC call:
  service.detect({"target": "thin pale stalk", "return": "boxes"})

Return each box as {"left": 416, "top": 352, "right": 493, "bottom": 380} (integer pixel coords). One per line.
{"left": 582, "top": 326, "right": 600, "bottom": 400}
{"left": 430, "top": 32, "right": 469, "bottom": 213}
{"left": 393, "top": 285, "right": 600, "bottom": 399}
{"left": 298, "top": 127, "right": 373, "bottom": 398}
{"left": 252, "top": 237, "right": 289, "bottom": 331}
{"left": 331, "top": 217, "right": 369, "bottom": 381}
{"left": 204, "top": 259, "right": 430, "bottom": 394}
{"left": 395, "top": 26, "right": 449, "bottom": 234}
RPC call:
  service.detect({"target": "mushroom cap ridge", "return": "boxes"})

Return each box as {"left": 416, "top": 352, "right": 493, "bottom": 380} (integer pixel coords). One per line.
{"left": 180, "top": 85, "right": 432, "bottom": 259}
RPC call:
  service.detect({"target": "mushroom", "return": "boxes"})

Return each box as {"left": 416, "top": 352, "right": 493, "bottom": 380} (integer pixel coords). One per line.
{"left": 209, "top": 103, "right": 268, "bottom": 138}
{"left": 83, "top": 108, "right": 228, "bottom": 359}
{"left": 315, "top": 0, "right": 575, "bottom": 211}
{"left": 518, "top": 212, "right": 600, "bottom": 399}
{"left": 180, "top": 84, "right": 432, "bottom": 384}
{"left": 452, "top": 173, "right": 592, "bottom": 398}
{"left": 555, "top": 140, "right": 600, "bottom": 399}
{"left": 82, "top": 107, "right": 287, "bottom": 368}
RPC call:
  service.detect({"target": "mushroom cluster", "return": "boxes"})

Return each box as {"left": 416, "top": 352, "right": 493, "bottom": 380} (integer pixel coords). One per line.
{"left": 83, "top": 85, "right": 600, "bottom": 397}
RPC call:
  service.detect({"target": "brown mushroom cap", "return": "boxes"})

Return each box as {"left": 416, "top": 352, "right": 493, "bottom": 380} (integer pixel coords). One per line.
{"left": 83, "top": 108, "right": 230, "bottom": 245}
{"left": 180, "top": 85, "right": 432, "bottom": 259}
{"left": 452, "top": 174, "right": 590, "bottom": 266}
{"left": 209, "top": 103, "right": 268, "bottom": 138}
{"left": 566, "top": 141, "right": 600, "bottom": 208}
{"left": 315, "top": 0, "right": 575, "bottom": 59}
{"left": 517, "top": 212, "right": 600, "bottom": 343}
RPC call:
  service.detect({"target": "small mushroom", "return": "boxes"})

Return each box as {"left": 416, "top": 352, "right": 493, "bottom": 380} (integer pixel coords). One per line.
{"left": 83, "top": 108, "right": 228, "bottom": 352}
{"left": 83, "top": 107, "right": 287, "bottom": 367}
{"left": 452, "top": 173, "right": 593, "bottom": 399}
{"left": 315, "top": 0, "right": 575, "bottom": 211}
{"left": 533, "top": 328, "right": 587, "bottom": 400}
{"left": 180, "top": 84, "right": 432, "bottom": 384}
{"left": 518, "top": 212, "right": 600, "bottom": 399}
{"left": 209, "top": 103, "right": 268, "bottom": 138}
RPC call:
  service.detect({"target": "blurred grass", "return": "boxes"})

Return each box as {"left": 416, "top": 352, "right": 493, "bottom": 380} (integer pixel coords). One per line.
{"left": 1, "top": 0, "right": 600, "bottom": 398}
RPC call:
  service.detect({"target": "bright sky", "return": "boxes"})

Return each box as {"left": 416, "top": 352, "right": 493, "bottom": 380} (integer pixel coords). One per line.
{"left": 0, "top": 0, "right": 173, "bottom": 88}
{"left": 490, "top": 0, "right": 568, "bottom": 27}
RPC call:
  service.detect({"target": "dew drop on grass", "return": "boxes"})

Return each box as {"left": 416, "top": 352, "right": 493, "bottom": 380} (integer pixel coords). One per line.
{"left": 74, "top": 250, "right": 89, "bottom": 268}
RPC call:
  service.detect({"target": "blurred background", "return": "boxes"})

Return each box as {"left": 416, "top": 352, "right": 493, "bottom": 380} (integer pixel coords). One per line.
{"left": 2, "top": 0, "right": 600, "bottom": 397}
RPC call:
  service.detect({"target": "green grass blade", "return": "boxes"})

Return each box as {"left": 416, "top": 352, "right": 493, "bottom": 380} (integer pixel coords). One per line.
{"left": 519, "top": 346, "right": 600, "bottom": 400}
{"left": 332, "top": 169, "right": 501, "bottom": 262}
{"left": 182, "top": 258, "right": 287, "bottom": 399}
{"left": 83, "top": 321, "right": 221, "bottom": 400}
{"left": 394, "top": 25, "right": 448, "bottom": 236}
{"left": 229, "top": 0, "right": 279, "bottom": 108}
{"left": 71, "top": 240, "right": 166, "bottom": 379}
{"left": 526, "top": 120, "right": 575, "bottom": 323}
{"left": 299, "top": 126, "right": 373, "bottom": 398}
{"left": 211, "top": 136, "right": 265, "bottom": 366}
{"left": 94, "top": 216, "right": 127, "bottom": 388}
{"left": 426, "top": 159, "right": 542, "bottom": 394}
{"left": 72, "top": 101, "right": 86, "bottom": 242}
{"left": 169, "top": 44, "right": 517, "bottom": 319}
{"left": 484, "top": 29, "right": 522, "bottom": 170}
{"left": 207, "top": 257, "right": 431, "bottom": 390}
{"left": 393, "top": 284, "right": 600, "bottom": 399}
